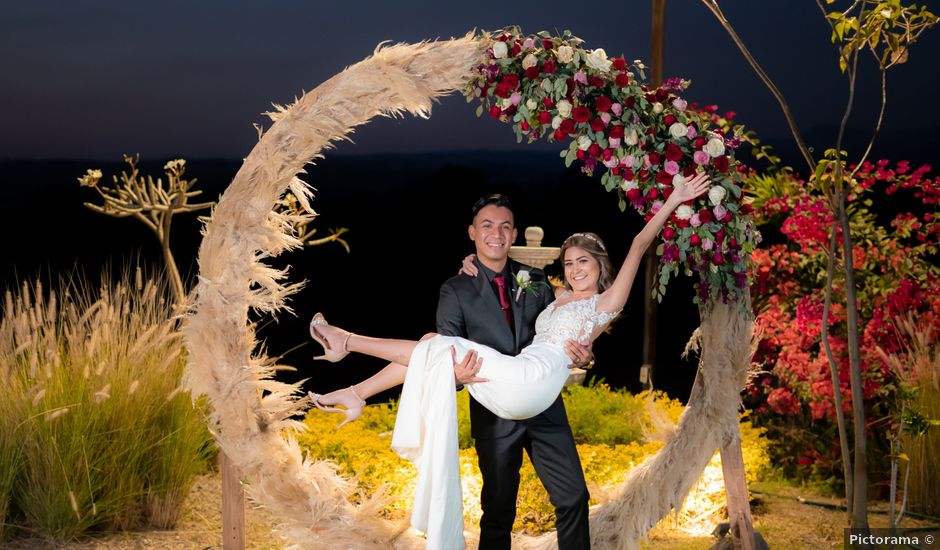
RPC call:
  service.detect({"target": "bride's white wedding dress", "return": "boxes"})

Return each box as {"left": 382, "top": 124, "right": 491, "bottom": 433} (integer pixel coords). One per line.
{"left": 391, "top": 293, "right": 619, "bottom": 549}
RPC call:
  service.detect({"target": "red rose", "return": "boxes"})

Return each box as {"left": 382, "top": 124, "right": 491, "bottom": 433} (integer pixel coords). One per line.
{"left": 698, "top": 209, "right": 714, "bottom": 223}
{"left": 543, "top": 96, "right": 553, "bottom": 108}
{"left": 489, "top": 105, "right": 501, "bottom": 119}
{"left": 609, "top": 125, "right": 624, "bottom": 139}
{"left": 572, "top": 106, "right": 591, "bottom": 123}
{"left": 622, "top": 168, "right": 635, "bottom": 180}
{"left": 647, "top": 127, "right": 656, "bottom": 136}
{"left": 662, "top": 187, "right": 673, "bottom": 200}
{"left": 511, "top": 42, "right": 521, "bottom": 57}
{"left": 683, "top": 165, "right": 697, "bottom": 177}
{"left": 712, "top": 252, "right": 724, "bottom": 265}
{"left": 602, "top": 148, "right": 613, "bottom": 161}
{"left": 662, "top": 227, "right": 676, "bottom": 241}
{"left": 655, "top": 88, "right": 668, "bottom": 101}
{"left": 566, "top": 78, "right": 576, "bottom": 97}
{"left": 502, "top": 74, "right": 519, "bottom": 89}
{"left": 690, "top": 234, "right": 701, "bottom": 246}
{"left": 520, "top": 120, "right": 529, "bottom": 132}
{"left": 553, "top": 128, "right": 566, "bottom": 140}
{"left": 648, "top": 187, "right": 659, "bottom": 199}
{"left": 611, "top": 167, "right": 620, "bottom": 175}
{"left": 543, "top": 39, "right": 554, "bottom": 50}
{"left": 612, "top": 57, "right": 627, "bottom": 71}
{"left": 615, "top": 73, "right": 630, "bottom": 88}
{"left": 626, "top": 188, "right": 641, "bottom": 201}
{"left": 589, "top": 143, "right": 602, "bottom": 158}
{"left": 694, "top": 136, "right": 708, "bottom": 149}
{"left": 715, "top": 230, "right": 725, "bottom": 242}
{"left": 559, "top": 118, "right": 575, "bottom": 135}
{"left": 595, "top": 96, "right": 612, "bottom": 113}
{"left": 713, "top": 155, "right": 730, "bottom": 172}
{"left": 588, "top": 76, "right": 605, "bottom": 88}
{"left": 542, "top": 58, "right": 556, "bottom": 74}
{"left": 676, "top": 218, "right": 691, "bottom": 228}
{"left": 648, "top": 152, "right": 662, "bottom": 165}
{"left": 729, "top": 237, "right": 738, "bottom": 249}
{"left": 624, "top": 96, "right": 636, "bottom": 107}
{"left": 656, "top": 171, "right": 673, "bottom": 185}
{"left": 590, "top": 117, "right": 605, "bottom": 132}
{"left": 638, "top": 169, "right": 649, "bottom": 180}
{"left": 664, "top": 114, "right": 678, "bottom": 126}
{"left": 664, "top": 143, "right": 683, "bottom": 162}
{"left": 740, "top": 204, "right": 754, "bottom": 215}
{"left": 538, "top": 111, "right": 552, "bottom": 125}
{"left": 576, "top": 149, "right": 586, "bottom": 160}
{"left": 525, "top": 66, "right": 540, "bottom": 79}
{"left": 494, "top": 83, "right": 511, "bottom": 98}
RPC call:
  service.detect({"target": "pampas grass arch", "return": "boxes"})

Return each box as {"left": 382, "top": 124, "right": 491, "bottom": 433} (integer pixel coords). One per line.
{"left": 183, "top": 33, "right": 754, "bottom": 549}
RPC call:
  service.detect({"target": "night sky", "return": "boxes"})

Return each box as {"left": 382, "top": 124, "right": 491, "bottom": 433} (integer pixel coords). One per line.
{"left": 3, "top": 1, "right": 938, "bottom": 161}
{"left": 3, "top": 1, "right": 939, "bottom": 399}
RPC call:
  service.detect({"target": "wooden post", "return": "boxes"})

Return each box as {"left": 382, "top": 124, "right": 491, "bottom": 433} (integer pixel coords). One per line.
{"left": 221, "top": 451, "right": 246, "bottom": 550}
{"left": 643, "top": 0, "right": 667, "bottom": 386}
{"left": 720, "top": 430, "right": 756, "bottom": 550}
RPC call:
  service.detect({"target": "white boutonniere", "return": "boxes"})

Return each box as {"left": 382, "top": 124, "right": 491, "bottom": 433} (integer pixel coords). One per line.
{"left": 513, "top": 270, "right": 548, "bottom": 302}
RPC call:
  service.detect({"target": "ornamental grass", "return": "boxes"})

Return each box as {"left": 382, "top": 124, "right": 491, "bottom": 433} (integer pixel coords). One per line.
{"left": 298, "top": 382, "right": 770, "bottom": 534}
{"left": 0, "top": 271, "right": 214, "bottom": 541}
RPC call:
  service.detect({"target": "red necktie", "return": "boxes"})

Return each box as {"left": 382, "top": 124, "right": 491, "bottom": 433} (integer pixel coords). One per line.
{"left": 493, "top": 274, "right": 514, "bottom": 327}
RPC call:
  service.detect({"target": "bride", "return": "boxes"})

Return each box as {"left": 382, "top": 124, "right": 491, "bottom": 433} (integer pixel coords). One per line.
{"left": 307, "top": 173, "right": 711, "bottom": 548}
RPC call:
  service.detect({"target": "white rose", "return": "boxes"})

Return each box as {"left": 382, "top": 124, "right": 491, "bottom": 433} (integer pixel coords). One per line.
{"left": 526, "top": 98, "right": 537, "bottom": 110}
{"left": 584, "top": 48, "right": 612, "bottom": 72}
{"left": 621, "top": 179, "right": 638, "bottom": 191}
{"left": 556, "top": 45, "right": 574, "bottom": 63}
{"left": 515, "top": 270, "right": 531, "bottom": 285}
{"left": 493, "top": 41, "right": 508, "bottom": 59}
{"left": 669, "top": 122, "right": 688, "bottom": 139}
{"left": 551, "top": 115, "right": 562, "bottom": 129}
{"left": 577, "top": 135, "right": 592, "bottom": 151}
{"left": 556, "top": 99, "right": 572, "bottom": 118}
{"left": 708, "top": 185, "right": 727, "bottom": 206}
{"left": 704, "top": 137, "right": 726, "bottom": 158}
{"left": 675, "top": 205, "right": 694, "bottom": 220}
{"left": 625, "top": 128, "right": 639, "bottom": 146}
{"left": 522, "top": 53, "right": 538, "bottom": 69}
{"left": 652, "top": 102, "right": 663, "bottom": 114}
{"left": 501, "top": 97, "right": 513, "bottom": 109}
{"left": 672, "top": 98, "right": 688, "bottom": 111}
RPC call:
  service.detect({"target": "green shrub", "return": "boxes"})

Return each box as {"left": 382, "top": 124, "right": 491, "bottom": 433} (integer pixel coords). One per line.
{"left": 0, "top": 273, "right": 215, "bottom": 540}
{"left": 299, "top": 383, "right": 770, "bottom": 534}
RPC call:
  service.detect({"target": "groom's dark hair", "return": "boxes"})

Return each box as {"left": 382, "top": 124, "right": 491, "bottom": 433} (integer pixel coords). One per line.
{"left": 470, "top": 194, "right": 514, "bottom": 222}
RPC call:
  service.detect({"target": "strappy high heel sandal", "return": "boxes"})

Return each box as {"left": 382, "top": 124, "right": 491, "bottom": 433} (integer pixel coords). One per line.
{"left": 309, "top": 312, "right": 352, "bottom": 362}
{"left": 308, "top": 386, "right": 366, "bottom": 429}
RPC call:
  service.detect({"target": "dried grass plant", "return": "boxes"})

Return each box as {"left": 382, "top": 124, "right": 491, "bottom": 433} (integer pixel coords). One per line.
{"left": 0, "top": 269, "right": 213, "bottom": 541}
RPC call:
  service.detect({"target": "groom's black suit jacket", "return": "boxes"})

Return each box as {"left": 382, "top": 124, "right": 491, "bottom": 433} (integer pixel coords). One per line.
{"left": 436, "top": 257, "right": 563, "bottom": 439}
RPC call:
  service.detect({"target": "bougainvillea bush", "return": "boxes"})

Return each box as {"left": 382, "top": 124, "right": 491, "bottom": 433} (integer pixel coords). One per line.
{"left": 465, "top": 27, "right": 758, "bottom": 304}
{"left": 744, "top": 159, "right": 940, "bottom": 486}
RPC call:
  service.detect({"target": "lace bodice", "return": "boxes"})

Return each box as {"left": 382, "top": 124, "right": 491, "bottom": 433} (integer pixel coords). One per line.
{"left": 531, "top": 293, "right": 621, "bottom": 348}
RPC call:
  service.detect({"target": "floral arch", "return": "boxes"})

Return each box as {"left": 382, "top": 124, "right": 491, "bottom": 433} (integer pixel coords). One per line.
{"left": 183, "top": 29, "right": 755, "bottom": 549}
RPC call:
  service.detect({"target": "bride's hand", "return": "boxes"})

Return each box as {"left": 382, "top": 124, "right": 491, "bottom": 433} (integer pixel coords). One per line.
{"left": 671, "top": 172, "right": 712, "bottom": 203}
{"left": 458, "top": 254, "right": 479, "bottom": 277}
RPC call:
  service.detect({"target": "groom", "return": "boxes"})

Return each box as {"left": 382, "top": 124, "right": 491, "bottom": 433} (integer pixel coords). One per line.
{"left": 437, "top": 194, "right": 592, "bottom": 549}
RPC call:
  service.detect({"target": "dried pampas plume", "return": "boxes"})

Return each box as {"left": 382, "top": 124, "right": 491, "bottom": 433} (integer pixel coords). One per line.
{"left": 183, "top": 32, "right": 756, "bottom": 550}
{"left": 183, "top": 35, "right": 487, "bottom": 549}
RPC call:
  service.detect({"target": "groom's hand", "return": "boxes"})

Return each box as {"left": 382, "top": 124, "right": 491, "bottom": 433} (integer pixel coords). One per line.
{"left": 452, "top": 347, "right": 488, "bottom": 385}
{"left": 564, "top": 339, "right": 595, "bottom": 370}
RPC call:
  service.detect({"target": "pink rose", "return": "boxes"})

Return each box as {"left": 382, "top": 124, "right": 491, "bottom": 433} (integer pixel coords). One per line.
{"left": 702, "top": 238, "right": 714, "bottom": 250}
{"left": 664, "top": 160, "right": 679, "bottom": 175}
{"left": 687, "top": 126, "right": 698, "bottom": 139}
{"left": 622, "top": 155, "right": 634, "bottom": 167}
{"left": 609, "top": 137, "right": 621, "bottom": 148}
{"left": 600, "top": 112, "right": 611, "bottom": 125}
{"left": 611, "top": 103, "right": 622, "bottom": 116}
{"left": 693, "top": 150, "right": 710, "bottom": 165}
{"left": 510, "top": 92, "right": 522, "bottom": 106}
{"left": 713, "top": 204, "right": 728, "bottom": 221}
{"left": 651, "top": 200, "right": 664, "bottom": 214}
{"left": 690, "top": 213, "right": 702, "bottom": 227}
{"left": 574, "top": 71, "right": 588, "bottom": 84}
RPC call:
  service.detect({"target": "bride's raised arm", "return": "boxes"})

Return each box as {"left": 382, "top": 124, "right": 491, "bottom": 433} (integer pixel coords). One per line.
{"left": 595, "top": 172, "right": 711, "bottom": 314}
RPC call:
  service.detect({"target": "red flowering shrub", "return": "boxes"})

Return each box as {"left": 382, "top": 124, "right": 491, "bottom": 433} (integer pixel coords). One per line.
{"left": 744, "top": 161, "right": 940, "bottom": 482}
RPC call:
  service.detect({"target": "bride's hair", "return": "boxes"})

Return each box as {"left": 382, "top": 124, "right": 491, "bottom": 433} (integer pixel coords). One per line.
{"left": 560, "top": 232, "right": 616, "bottom": 292}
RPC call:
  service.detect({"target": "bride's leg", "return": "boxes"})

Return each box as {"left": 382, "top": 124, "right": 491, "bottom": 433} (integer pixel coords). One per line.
{"left": 313, "top": 322, "right": 420, "bottom": 366}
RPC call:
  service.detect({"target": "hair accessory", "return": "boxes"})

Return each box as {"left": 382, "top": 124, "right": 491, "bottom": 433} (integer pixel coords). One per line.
{"left": 564, "top": 232, "right": 606, "bottom": 252}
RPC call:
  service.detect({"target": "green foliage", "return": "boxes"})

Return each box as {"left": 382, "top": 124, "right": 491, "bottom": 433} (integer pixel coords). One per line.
{"left": 0, "top": 272, "right": 215, "bottom": 540}
{"left": 298, "top": 383, "right": 770, "bottom": 534}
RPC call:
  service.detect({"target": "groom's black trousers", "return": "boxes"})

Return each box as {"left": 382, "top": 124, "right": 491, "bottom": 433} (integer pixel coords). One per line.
{"left": 475, "top": 417, "right": 590, "bottom": 550}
